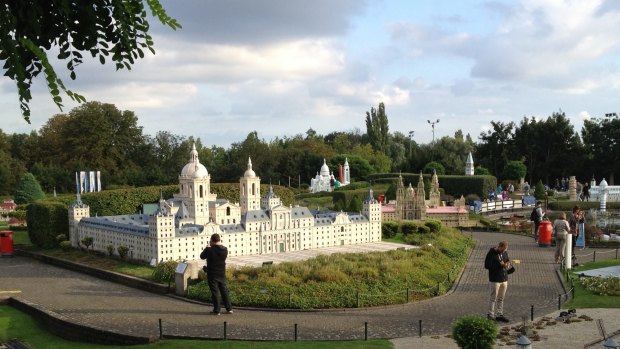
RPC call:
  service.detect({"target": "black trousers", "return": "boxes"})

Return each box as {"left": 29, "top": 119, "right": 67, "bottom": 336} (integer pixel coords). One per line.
{"left": 208, "top": 275, "right": 232, "bottom": 312}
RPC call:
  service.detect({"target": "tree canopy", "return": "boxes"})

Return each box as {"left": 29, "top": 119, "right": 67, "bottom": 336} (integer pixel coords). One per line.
{"left": 0, "top": 0, "right": 180, "bottom": 122}
{"left": 13, "top": 172, "right": 45, "bottom": 204}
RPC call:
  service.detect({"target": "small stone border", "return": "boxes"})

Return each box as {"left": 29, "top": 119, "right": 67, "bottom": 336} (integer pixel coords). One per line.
{"left": 15, "top": 249, "right": 169, "bottom": 295}
{"left": 6, "top": 298, "right": 154, "bottom": 345}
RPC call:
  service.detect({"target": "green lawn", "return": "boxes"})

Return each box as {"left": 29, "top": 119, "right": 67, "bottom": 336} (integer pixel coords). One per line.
{"left": 34, "top": 248, "right": 155, "bottom": 280}
{"left": 12, "top": 230, "right": 31, "bottom": 245}
{"left": 564, "top": 259, "right": 620, "bottom": 308}
{"left": 0, "top": 305, "right": 391, "bottom": 349}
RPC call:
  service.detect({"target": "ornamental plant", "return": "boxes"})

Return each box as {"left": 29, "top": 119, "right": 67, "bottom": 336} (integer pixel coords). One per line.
{"left": 452, "top": 314, "right": 498, "bottom": 349}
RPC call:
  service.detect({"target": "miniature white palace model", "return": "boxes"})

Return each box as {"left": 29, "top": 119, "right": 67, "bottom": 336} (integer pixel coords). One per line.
{"left": 69, "top": 145, "right": 381, "bottom": 263}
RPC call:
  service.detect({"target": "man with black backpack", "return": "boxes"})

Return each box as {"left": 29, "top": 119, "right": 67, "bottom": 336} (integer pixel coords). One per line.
{"left": 530, "top": 201, "right": 543, "bottom": 242}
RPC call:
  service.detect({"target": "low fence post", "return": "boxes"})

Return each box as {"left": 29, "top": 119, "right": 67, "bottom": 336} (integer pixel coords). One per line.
{"left": 419, "top": 319, "right": 422, "bottom": 338}
{"left": 406, "top": 288, "right": 409, "bottom": 303}
{"left": 356, "top": 292, "right": 360, "bottom": 308}
{"left": 558, "top": 294, "right": 561, "bottom": 310}
{"left": 593, "top": 251, "right": 597, "bottom": 262}
{"left": 294, "top": 323, "right": 298, "bottom": 341}
{"left": 364, "top": 322, "right": 368, "bottom": 341}
{"left": 224, "top": 321, "right": 227, "bottom": 340}
{"left": 530, "top": 305, "right": 534, "bottom": 322}
{"left": 159, "top": 318, "right": 163, "bottom": 340}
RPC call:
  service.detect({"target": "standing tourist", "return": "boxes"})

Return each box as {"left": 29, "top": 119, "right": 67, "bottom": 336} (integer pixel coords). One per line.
{"left": 484, "top": 241, "right": 512, "bottom": 323}
{"left": 200, "top": 233, "right": 233, "bottom": 315}
{"left": 569, "top": 206, "right": 586, "bottom": 253}
{"left": 530, "top": 201, "right": 544, "bottom": 242}
{"left": 553, "top": 212, "right": 570, "bottom": 263}
{"left": 582, "top": 183, "right": 590, "bottom": 202}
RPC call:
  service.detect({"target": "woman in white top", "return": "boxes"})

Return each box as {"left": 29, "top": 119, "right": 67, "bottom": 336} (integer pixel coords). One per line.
{"left": 554, "top": 212, "right": 570, "bottom": 263}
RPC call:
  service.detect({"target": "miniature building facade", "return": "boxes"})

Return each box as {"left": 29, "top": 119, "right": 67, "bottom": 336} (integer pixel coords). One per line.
{"left": 69, "top": 145, "right": 381, "bottom": 263}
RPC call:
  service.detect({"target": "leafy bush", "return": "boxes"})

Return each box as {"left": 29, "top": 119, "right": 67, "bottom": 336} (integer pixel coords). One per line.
{"left": 381, "top": 221, "right": 399, "bottom": 238}
{"left": 534, "top": 180, "right": 546, "bottom": 199}
{"left": 55, "top": 234, "right": 66, "bottom": 244}
{"left": 152, "top": 260, "right": 179, "bottom": 286}
{"left": 425, "top": 220, "right": 442, "bottom": 233}
{"left": 465, "top": 194, "right": 480, "bottom": 205}
{"left": 400, "top": 221, "right": 418, "bottom": 235}
{"left": 26, "top": 201, "right": 68, "bottom": 248}
{"left": 59, "top": 240, "right": 72, "bottom": 252}
{"left": 81, "top": 237, "right": 93, "bottom": 252}
{"left": 452, "top": 314, "right": 498, "bottom": 349}
{"left": 117, "top": 245, "right": 129, "bottom": 259}
{"left": 106, "top": 244, "right": 115, "bottom": 257}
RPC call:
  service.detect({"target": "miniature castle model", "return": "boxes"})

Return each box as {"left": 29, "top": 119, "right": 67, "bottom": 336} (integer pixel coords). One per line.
{"left": 383, "top": 171, "right": 468, "bottom": 227}
{"left": 309, "top": 158, "right": 350, "bottom": 193}
{"left": 69, "top": 145, "right": 381, "bottom": 263}
{"left": 465, "top": 152, "right": 474, "bottom": 176}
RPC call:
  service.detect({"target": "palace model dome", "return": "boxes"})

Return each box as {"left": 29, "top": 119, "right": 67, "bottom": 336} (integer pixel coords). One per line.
{"left": 181, "top": 144, "right": 208, "bottom": 178}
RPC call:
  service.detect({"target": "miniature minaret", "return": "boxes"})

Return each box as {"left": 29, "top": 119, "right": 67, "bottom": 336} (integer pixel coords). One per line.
{"left": 465, "top": 152, "right": 474, "bottom": 176}
{"left": 343, "top": 158, "right": 350, "bottom": 185}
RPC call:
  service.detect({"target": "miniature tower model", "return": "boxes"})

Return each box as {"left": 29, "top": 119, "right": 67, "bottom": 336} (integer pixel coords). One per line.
{"left": 362, "top": 185, "right": 382, "bottom": 240}
{"left": 68, "top": 193, "right": 89, "bottom": 246}
{"left": 465, "top": 152, "right": 474, "bottom": 176}
{"left": 240, "top": 157, "right": 261, "bottom": 214}
{"left": 343, "top": 158, "right": 350, "bottom": 185}
{"left": 415, "top": 172, "right": 426, "bottom": 220}
{"left": 261, "top": 184, "right": 281, "bottom": 210}
{"left": 396, "top": 173, "right": 406, "bottom": 219}
{"left": 429, "top": 169, "right": 441, "bottom": 207}
{"left": 176, "top": 144, "right": 212, "bottom": 225}
{"left": 568, "top": 176, "right": 577, "bottom": 201}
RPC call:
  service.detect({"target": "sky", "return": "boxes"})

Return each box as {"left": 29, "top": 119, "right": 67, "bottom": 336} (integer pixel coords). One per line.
{"left": 2, "top": 0, "right": 620, "bottom": 148}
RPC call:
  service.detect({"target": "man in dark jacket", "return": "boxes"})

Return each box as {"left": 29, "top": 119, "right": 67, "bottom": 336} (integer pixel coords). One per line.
{"left": 200, "top": 233, "right": 232, "bottom": 315}
{"left": 484, "top": 241, "right": 511, "bottom": 322}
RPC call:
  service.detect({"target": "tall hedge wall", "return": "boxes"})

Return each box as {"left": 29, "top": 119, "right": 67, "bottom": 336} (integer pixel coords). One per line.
{"left": 27, "top": 201, "right": 69, "bottom": 248}
{"left": 26, "top": 183, "right": 295, "bottom": 247}
{"left": 366, "top": 173, "right": 497, "bottom": 198}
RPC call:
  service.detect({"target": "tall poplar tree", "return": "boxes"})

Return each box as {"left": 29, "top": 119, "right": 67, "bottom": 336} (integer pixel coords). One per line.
{"left": 365, "top": 102, "right": 389, "bottom": 153}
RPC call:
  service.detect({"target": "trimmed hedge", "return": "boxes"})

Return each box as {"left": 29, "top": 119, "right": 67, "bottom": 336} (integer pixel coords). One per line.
{"left": 27, "top": 201, "right": 69, "bottom": 248}
{"left": 27, "top": 183, "right": 295, "bottom": 247}
{"left": 367, "top": 173, "right": 496, "bottom": 198}
{"left": 548, "top": 201, "right": 620, "bottom": 211}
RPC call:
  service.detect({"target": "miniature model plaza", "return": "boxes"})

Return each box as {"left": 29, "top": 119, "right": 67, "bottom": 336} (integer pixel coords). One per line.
{"left": 69, "top": 145, "right": 382, "bottom": 263}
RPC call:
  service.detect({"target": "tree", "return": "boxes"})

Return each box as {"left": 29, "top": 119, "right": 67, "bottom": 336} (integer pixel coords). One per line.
{"left": 476, "top": 121, "right": 515, "bottom": 177}
{"left": 117, "top": 245, "right": 129, "bottom": 259}
{"left": 13, "top": 172, "right": 45, "bottom": 204}
{"left": 582, "top": 114, "right": 620, "bottom": 184}
{"left": 501, "top": 160, "right": 527, "bottom": 181}
{"left": 423, "top": 161, "right": 445, "bottom": 175}
{"left": 347, "top": 195, "right": 363, "bottom": 212}
{"left": 81, "top": 237, "right": 94, "bottom": 253}
{"left": 365, "top": 102, "right": 389, "bottom": 153}
{"left": 0, "top": 0, "right": 181, "bottom": 122}
{"left": 475, "top": 166, "right": 491, "bottom": 175}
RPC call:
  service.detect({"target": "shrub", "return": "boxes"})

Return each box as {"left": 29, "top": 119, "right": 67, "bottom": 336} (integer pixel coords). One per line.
{"left": 417, "top": 225, "right": 431, "bottom": 234}
{"left": 534, "top": 180, "right": 546, "bottom": 200}
{"left": 59, "top": 240, "right": 72, "bottom": 252}
{"left": 55, "top": 234, "right": 67, "bottom": 244}
{"left": 106, "top": 244, "right": 115, "bottom": 257}
{"left": 117, "top": 245, "right": 129, "bottom": 259}
{"left": 452, "top": 314, "right": 498, "bottom": 349}
{"left": 425, "top": 220, "right": 442, "bottom": 233}
{"left": 400, "top": 221, "right": 418, "bottom": 235}
{"left": 381, "top": 221, "right": 399, "bottom": 238}
{"left": 152, "top": 260, "right": 179, "bottom": 285}
{"left": 26, "top": 201, "right": 68, "bottom": 248}
{"left": 465, "top": 194, "right": 480, "bottom": 205}
{"left": 81, "top": 237, "right": 93, "bottom": 252}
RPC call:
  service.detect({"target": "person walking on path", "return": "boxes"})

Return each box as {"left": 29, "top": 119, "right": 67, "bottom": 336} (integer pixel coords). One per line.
{"left": 484, "top": 241, "right": 512, "bottom": 323}
{"left": 553, "top": 212, "right": 570, "bottom": 263}
{"left": 569, "top": 206, "right": 586, "bottom": 255}
{"left": 200, "top": 233, "right": 233, "bottom": 315}
{"left": 582, "top": 182, "right": 590, "bottom": 202}
{"left": 531, "top": 201, "right": 544, "bottom": 242}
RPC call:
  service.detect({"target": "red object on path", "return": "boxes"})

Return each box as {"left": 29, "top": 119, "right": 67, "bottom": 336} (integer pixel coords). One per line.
{"left": 538, "top": 221, "right": 552, "bottom": 247}
{"left": 0, "top": 230, "right": 14, "bottom": 256}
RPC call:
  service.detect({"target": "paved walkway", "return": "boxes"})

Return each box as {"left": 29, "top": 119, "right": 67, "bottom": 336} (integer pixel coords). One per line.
{"left": 0, "top": 232, "right": 616, "bottom": 341}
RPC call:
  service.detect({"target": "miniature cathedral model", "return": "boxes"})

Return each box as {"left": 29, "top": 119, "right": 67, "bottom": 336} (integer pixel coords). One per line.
{"left": 69, "top": 145, "right": 381, "bottom": 263}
